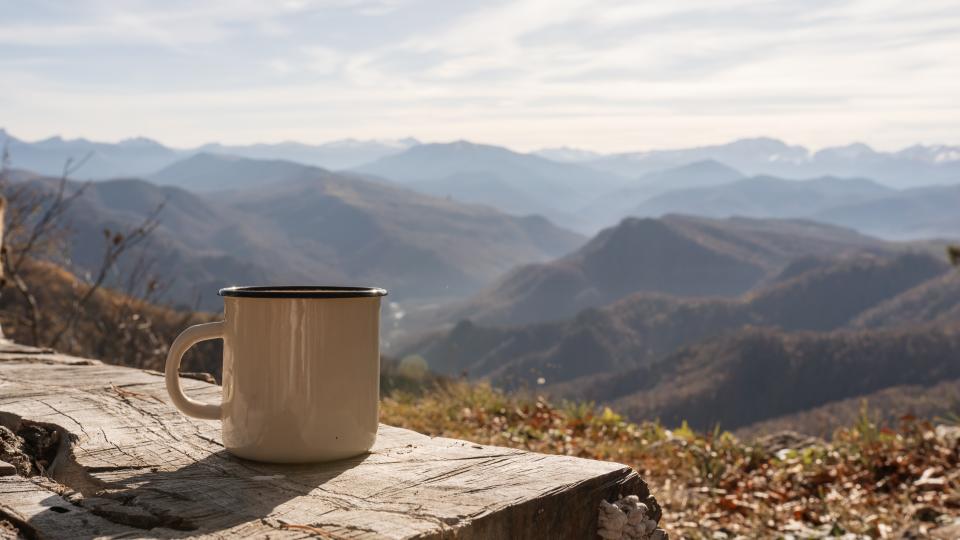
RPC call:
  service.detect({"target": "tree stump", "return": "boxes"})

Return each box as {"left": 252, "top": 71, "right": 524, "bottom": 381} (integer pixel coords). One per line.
{"left": 0, "top": 342, "right": 663, "bottom": 539}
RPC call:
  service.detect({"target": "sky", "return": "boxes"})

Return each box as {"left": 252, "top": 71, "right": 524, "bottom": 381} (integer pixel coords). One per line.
{"left": 1, "top": 0, "right": 958, "bottom": 152}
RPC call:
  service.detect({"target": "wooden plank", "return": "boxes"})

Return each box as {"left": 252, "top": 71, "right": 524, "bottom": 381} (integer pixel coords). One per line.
{"left": 0, "top": 345, "right": 663, "bottom": 539}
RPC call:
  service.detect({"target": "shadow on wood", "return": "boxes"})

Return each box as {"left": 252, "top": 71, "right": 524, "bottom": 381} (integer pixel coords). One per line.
{"left": 32, "top": 449, "right": 371, "bottom": 536}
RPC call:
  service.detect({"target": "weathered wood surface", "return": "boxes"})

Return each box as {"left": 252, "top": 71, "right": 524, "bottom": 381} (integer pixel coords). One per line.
{"left": 0, "top": 341, "right": 661, "bottom": 539}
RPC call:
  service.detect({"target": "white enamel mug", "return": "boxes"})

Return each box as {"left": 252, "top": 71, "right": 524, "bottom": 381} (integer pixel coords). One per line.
{"left": 165, "top": 286, "right": 387, "bottom": 463}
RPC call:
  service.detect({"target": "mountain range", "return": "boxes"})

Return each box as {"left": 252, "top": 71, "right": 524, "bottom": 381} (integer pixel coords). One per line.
{"left": 402, "top": 246, "right": 946, "bottom": 382}
{"left": 5, "top": 155, "right": 582, "bottom": 312}
{"left": 421, "top": 215, "right": 892, "bottom": 328}
{"left": 569, "top": 325, "right": 960, "bottom": 433}
{"left": 618, "top": 176, "right": 960, "bottom": 240}
{"left": 353, "top": 141, "right": 625, "bottom": 229}
{"left": 568, "top": 137, "right": 960, "bottom": 188}
{"left": 0, "top": 128, "right": 417, "bottom": 179}
{"left": 576, "top": 160, "right": 745, "bottom": 230}
{"left": 398, "top": 213, "right": 958, "bottom": 434}
{"left": 813, "top": 184, "right": 960, "bottom": 240}
{"left": 196, "top": 137, "right": 419, "bottom": 171}
{"left": 631, "top": 175, "right": 893, "bottom": 219}
{"left": 6, "top": 128, "right": 960, "bottom": 238}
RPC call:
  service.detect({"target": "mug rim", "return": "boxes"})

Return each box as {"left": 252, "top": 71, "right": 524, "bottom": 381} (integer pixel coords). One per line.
{"left": 218, "top": 286, "right": 388, "bottom": 299}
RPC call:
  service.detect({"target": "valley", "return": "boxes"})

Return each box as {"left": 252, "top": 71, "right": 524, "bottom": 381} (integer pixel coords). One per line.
{"left": 3, "top": 128, "right": 960, "bottom": 439}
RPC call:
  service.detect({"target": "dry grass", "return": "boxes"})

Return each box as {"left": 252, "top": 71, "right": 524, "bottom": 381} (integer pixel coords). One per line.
{"left": 381, "top": 381, "right": 960, "bottom": 538}
{"left": 0, "top": 259, "right": 219, "bottom": 374}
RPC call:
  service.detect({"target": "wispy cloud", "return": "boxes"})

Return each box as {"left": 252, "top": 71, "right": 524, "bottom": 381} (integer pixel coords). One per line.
{"left": 0, "top": 0, "right": 957, "bottom": 151}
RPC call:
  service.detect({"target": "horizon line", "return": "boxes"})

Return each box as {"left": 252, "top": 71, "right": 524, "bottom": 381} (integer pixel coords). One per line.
{"left": 2, "top": 126, "right": 958, "bottom": 157}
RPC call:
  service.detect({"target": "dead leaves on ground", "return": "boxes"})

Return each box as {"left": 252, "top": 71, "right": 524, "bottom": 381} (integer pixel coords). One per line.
{"left": 381, "top": 382, "right": 960, "bottom": 538}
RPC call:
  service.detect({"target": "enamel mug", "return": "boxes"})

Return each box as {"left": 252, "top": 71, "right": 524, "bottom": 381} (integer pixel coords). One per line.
{"left": 164, "top": 286, "right": 387, "bottom": 463}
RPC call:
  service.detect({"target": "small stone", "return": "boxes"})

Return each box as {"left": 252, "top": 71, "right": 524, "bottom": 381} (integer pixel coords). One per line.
{"left": 599, "top": 495, "right": 660, "bottom": 540}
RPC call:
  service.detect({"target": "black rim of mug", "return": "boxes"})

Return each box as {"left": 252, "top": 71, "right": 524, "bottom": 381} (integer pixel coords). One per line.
{"left": 218, "top": 286, "right": 388, "bottom": 298}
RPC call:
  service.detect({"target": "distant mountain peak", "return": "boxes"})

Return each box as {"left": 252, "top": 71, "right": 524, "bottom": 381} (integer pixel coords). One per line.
{"left": 385, "top": 136, "right": 420, "bottom": 148}
{"left": 408, "top": 140, "right": 513, "bottom": 157}
{"left": 118, "top": 136, "right": 166, "bottom": 149}
{"left": 448, "top": 139, "right": 484, "bottom": 150}
{"left": 895, "top": 144, "right": 960, "bottom": 164}
{"left": 533, "top": 146, "right": 604, "bottom": 163}
{"left": 184, "top": 151, "right": 237, "bottom": 161}
{"left": 674, "top": 158, "right": 740, "bottom": 172}
{"left": 633, "top": 158, "right": 744, "bottom": 187}
{"left": 728, "top": 136, "right": 793, "bottom": 148}
{"left": 814, "top": 142, "right": 878, "bottom": 159}
{"left": 321, "top": 137, "right": 419, "bottom": 150}
{"left": 724, "top": 137, "right": 810, "bottom": 160}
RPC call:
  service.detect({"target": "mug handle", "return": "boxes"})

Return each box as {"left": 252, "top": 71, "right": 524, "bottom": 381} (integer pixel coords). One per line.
{"left": 165, "top": 321, "right": 224, "bottom": 420}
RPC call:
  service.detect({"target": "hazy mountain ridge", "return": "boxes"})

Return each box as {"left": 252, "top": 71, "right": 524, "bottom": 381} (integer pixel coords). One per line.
{"left": 0, "top": 128, "right": 417, "bottom": 179}
{"left": 197, "top": 137, "right": 419, "bottom": 170}
{"left": 404, "top": 251, "right": 949, "bottom": 387}
{"left": 532, "top": 146, "right": 605, "bottom": 162}
{"left": 8, "top": 156, "right": 583, "bottom": 309}
{"left": 582, "top": 137, "right": 960, "bottom": 187}
{"left": 213, "top": 156, "right": 584, "bottom": 300}
{"left": 631, "top": 176, "right": 894, "bottom": 220}
{"left": 429, "top": 215, "right": 891, "bottom": 329}
{"left": 812, "top": 183, "right": 960, "bottom": 239}
{"left": 578, "top": 160, "right": 745, "bottom": 230}
{"left": 601, "top": 174, "right": 960, "bottom": 240}
{"left": 6, "top": 127, "right": 958, "bottom": 190}
{"left": 7, "top": 129, "right": 960, "bottom": 239}
{"left": 149, "top": 153, "right": 320, "bottom": 192}
{"left": 354, "top": 141, "right": 625, "bottom": 229}
{"left": 582, "top": 325, "right": 960, "bottom": 432}
{"left": 1, "top": 129, "right": 182, "bottom": 179}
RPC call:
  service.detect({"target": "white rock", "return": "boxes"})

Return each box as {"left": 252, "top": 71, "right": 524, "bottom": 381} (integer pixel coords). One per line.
{"left": 598, "top": 495, "right": 660, "bottom": 540}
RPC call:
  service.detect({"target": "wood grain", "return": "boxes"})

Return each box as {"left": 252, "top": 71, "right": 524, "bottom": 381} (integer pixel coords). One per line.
{"left": 0, "top": 341, "right": 661, "bottom": 539}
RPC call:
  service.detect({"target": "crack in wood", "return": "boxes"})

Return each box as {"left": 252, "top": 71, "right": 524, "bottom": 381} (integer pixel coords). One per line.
{"left": 0, "top": 411, "right": 198, "bottom": 533}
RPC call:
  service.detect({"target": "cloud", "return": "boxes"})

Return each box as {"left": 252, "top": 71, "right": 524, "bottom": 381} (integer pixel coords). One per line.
{"left": 0, "top": 0, "right": 958, "bottom": 151}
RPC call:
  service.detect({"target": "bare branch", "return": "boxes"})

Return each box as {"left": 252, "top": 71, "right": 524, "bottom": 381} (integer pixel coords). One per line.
{"left": 47, "top": 200, "right": 166, "bottom": 349}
